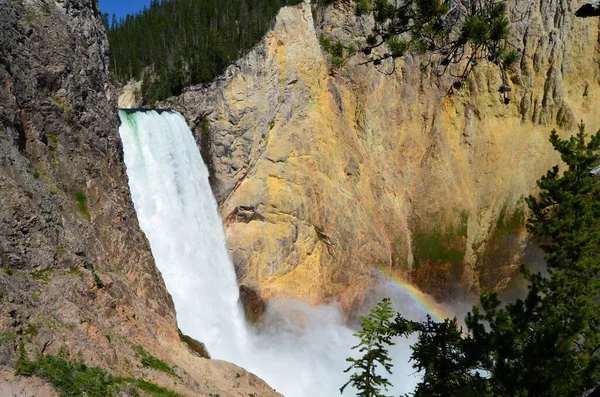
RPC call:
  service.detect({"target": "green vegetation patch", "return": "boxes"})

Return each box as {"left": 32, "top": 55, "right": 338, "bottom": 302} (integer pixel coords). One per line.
{"left": 318, "top": 34, "right": 356, "bottom": 67}
{"left": 53, "top": 97, "right": 72, "bottom": 114}
{"left": 496, "top": 202, "right": 525, "bottom": 236}
{"left": 199, "top": 116, "right": 210, "bottom": 137}
{"left": 74, "top": 191, "right": 91, "bottom": 221}
{"left": 15, "top": 345, "right": 182, "bottom": 397}
{"left": 24, "top": 323, "right": 39, "bottom": 338}
{"left": 318, "top": 34, "right": 332, "bottom": 51}
{"left": 412, "top": 211, "right": 468, "bottom": 265}
{"left": 30, "top": 267, "right": 55, "bottom": 282}
{"left": 93, "top": 273, "right": 104, "bottom": 289}
{"left": 47, "top": 134, "right": 60, "bottom": 146}
{"left": 16, "top": 346, "right": 111, "bottom": 396}
{"left": 129, "top": 378, "right": 182, "bottom": 397}
{"left": 134, "top": 345, "right": 177, "bottom": 377}
{"left": 1, "top": 267, "right": 14, "bottom": 276}
{"left": 410, "top": 211, "right": 469, "bottom": 298}
{"left": 0, "top": 331, "right": 18, "bottom": 345}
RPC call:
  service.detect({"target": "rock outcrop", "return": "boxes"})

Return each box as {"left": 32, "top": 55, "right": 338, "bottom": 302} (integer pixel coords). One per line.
{"left": 0, "top": 0, "right": 278, "bottom": 395}
{"left": 165, "top": 0, "right": 600, "bottom": 311}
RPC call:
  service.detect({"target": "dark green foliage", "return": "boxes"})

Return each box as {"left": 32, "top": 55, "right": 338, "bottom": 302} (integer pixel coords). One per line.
{"left": 344, "top": 125, "right": 600, "bottom": 397}
{"left": 30, "top": 267, "right": 55, "bottom": 282}
{"left": 386, "top": 37, "right": 408, "bottom": 58}
{"left": 347, "top": 43, "right": 357, "bottom": 55}
{"left": 490, "top": 14, "right": 509, "bottom": 41}
{"left": 16, "top": 347, "right": 112, "bottom": 396}
{"left": 93, "top": 273, "right": 104, "bottom": 289}
{"left": 15, "top": 346, "right": 182, "bottom": 397}
{"left": 108, "top": 0, "right": 302, "bottom": 104}
{"left": 319, "top": 36, "right": 355, "bottom": 67}
{"left": 345, "top": 0, "right": 517, "bottom": 93}
{"left": 24, "top": 323, "right": 39, "bottom": 337}
{"left": 74, "top": 191, "right": 90, "bottom": 221}
{"left": 319, "top": 34, "right": 333, "bottom": 52}
{"left": 500, "top": 49, "right": 520, "bottom": 68}
{"left": 332, "top": 56, "right": 345, "bottom": 67}
{"left": 331, "top": 42, "right": 345, "bottom": 58}
{"left": 526, "top": 123, "right": 600, "bottom": 273}
{"left": 331, "top": 41, "right": 346, "bottom": 66}
{"left": 341, "top": 298, "right": 398, "bottom": 397}
{"left": 412, "top": 213, "right": 468, "bottom": 265}
{"left": 413, "top": 227, "right": 465, "bottom": 264}
{"left": 199, "top": 117, "right": 210, "bottom": 137}
{"left": 0, "top": 331, "right": 18, "bottom": 345}
{"left": 461, "top": 16, "right": 490, "bottom": 44}
{"left": 15, "top": 343, "right": 37, "bottom": 376}
{"left": 134, "top": 345, "right": 177, "bottom": 377}
{"left": 406, "top": 316, "right": 493, "bottom": 396}
{"left": 356, "top": 0, "right": 373, "bottom": 16}
{"left": 122, "top": 378, "right": 182, "bottom": 397}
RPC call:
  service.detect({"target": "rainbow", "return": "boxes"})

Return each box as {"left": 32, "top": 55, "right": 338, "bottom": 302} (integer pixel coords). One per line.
{"left": 374, "top": 268, "right": 453, "bottom": 322}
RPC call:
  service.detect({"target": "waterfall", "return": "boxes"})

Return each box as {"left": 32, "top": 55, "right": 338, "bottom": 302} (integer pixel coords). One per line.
{"left": 118, "top": 109, "right": 423, "bottom": 396}
{"left": 118, "top": 109, "right": 247, "bottom": 360}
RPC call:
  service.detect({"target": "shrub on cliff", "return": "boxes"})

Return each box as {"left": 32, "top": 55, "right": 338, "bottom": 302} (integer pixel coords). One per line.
{"left": 326, "top": 0, "right": 518, "bottom": 102}
{"left": 343, "top": 124, "right": 600, "bottom": 397}
{"left": 15, "top": 345, "right": 182, "bottom": 396}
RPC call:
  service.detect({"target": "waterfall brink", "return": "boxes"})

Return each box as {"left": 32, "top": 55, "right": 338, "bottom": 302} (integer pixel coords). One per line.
{"left": 118, "top": 109, "right": 421, "bottom": 396}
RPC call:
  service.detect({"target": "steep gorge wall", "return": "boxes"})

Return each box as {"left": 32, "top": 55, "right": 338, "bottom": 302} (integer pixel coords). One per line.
{"left": 166, "top": 0, "right": 600, "bottom": 312}
{"left": 0, "top": 1, "right": 278, "bottom": 395}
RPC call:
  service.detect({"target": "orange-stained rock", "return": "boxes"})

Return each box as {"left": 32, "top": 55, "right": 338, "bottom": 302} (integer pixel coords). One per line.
{"left": 166, "top": 1, "right": 600, "bottom": 310}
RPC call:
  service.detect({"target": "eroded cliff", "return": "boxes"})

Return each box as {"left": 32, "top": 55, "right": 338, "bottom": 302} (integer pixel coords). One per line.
{"left": 0, "top": 0, "right": 278, "bottom": 395}
{"left": 164, "top": 0, "right": 600, "bottom": 312}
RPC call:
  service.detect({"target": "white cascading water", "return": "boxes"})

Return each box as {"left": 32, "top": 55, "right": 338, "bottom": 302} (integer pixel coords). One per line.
{"left": 118, "top": 109, "right": 431, "bottom": 396}
{"left": 118, "top": 109, "right": 248, "bottom": 357}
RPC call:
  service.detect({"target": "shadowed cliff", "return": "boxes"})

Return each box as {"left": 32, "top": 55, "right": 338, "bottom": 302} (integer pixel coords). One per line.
{"left": 0, "top": 0, "right": 279, "bottom": 395}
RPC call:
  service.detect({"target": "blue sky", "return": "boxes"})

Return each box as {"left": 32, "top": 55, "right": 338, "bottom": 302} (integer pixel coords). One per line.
{"left": 99, "top": 0, "right": 153, "bottom": 21}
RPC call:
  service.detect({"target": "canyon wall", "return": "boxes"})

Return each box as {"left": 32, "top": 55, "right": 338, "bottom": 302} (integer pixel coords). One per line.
{"left": 0, "top": 0, "right": 278, "bottom": 395}
{"left": 166, "top": 0, "right": 600, "bottom": 312}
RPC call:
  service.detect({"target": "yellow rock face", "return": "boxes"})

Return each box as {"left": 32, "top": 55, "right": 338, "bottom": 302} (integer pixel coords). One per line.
{"left": 170, "top": 2, "right": 600, "bottom": 312}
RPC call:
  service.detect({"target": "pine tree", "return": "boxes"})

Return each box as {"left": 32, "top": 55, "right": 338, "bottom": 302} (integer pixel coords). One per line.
{"left": 106, "top": 0, "right": 303, "bottom": 104}
{"left": 341, "top": 298, "right": 398, "bottom": 397}
{"left": 337, "top": 0, "right": 517, "bottom": 99}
